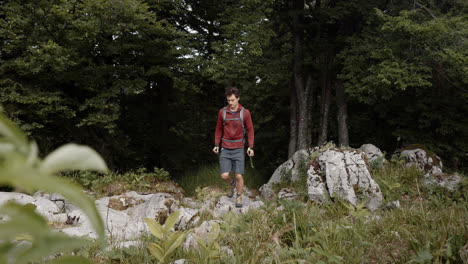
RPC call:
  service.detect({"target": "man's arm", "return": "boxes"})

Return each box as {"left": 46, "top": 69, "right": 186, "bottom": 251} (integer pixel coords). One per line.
{"left": 214, "top": 109, "right": 223, "bottom": 147}
{"left": 244, "top": 109, "right": 254, "bottom": 149}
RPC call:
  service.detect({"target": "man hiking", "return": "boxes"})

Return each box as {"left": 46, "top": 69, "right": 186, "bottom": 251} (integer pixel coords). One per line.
{"left": 213, "top": 87, "right": 254, "bottom": 208}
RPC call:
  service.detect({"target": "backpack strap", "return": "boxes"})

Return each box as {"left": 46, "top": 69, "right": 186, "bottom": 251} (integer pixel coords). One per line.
{"left": 222, "top": 107, "right": 227, "bottom": 126}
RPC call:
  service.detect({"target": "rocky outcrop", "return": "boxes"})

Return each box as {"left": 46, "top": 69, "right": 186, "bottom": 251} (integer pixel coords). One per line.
{"left": 399, "top": 148, "right": 443, "bottom": 175}
{"left": 397, "top": 147, "right": 462, "bottom": 191}
{"left": 307, "top": 149, "right": 383, "bottom": 210}
{"left": 61, "top": 192, "right": 180, "bottom": 240}
{"left": 260, "top": 148, "right": 313, "bottom": 199}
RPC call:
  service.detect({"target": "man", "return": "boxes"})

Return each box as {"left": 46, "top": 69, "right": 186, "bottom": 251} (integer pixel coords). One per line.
{"left": 213, "top": 87, "right": 254, "bottom": 208}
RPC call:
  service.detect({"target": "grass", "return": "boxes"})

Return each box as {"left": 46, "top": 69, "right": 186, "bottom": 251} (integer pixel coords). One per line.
{"left": 178, "top": 163, "right": 266, "bottom": 197}
{"left": 69, "top": 161, "right": 467, "bottom": 263}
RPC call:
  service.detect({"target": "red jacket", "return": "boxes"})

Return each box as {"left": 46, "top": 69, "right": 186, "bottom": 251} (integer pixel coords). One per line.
{"left": 215, "top": 104, "right": 254, "bottom": 149}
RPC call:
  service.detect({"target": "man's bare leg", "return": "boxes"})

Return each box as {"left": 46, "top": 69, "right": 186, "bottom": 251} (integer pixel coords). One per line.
{"left": 221, "top": 172, "right": 235, "bottom": 197}
{"left": 235, "top": 173, "right": 244, "bottom": 195}
{"left": 221, "top": 172, "right": 232, "bottom": 184}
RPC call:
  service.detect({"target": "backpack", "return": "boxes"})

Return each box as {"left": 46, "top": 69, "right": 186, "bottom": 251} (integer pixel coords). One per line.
{"left": 222, "top": 107, "right": 245, "bottom": 143}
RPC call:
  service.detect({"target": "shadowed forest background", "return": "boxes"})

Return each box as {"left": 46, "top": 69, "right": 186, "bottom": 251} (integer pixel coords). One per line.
{"left": 1, "top": 0, "right": 467, "bottom": 181}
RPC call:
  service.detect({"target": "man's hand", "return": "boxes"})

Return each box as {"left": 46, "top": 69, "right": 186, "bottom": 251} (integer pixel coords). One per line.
{"left": 213, "top": 146, "right": 219, "bottom": 154}
{"left": 247, "top": 148, "right": 254, "bottom": 157}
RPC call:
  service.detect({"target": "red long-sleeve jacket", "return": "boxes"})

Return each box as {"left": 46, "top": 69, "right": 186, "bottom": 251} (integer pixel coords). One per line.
{"left": 214, "top": 104, "right": 254, "bottom": 149}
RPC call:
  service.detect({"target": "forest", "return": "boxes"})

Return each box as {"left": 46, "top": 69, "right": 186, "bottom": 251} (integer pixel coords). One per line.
{"left": 1, "top": 0, "right": 466, "bottom": 179}
{"left": 0, "top": 0, "right": 467, "bottom": 263}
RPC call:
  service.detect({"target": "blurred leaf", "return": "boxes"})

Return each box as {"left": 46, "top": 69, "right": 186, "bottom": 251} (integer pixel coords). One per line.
{"left": 144, "top": 218, "right": 164, "bottom": 240}
{"left": 40, "top": 143, "right": 108, "bottom": 174}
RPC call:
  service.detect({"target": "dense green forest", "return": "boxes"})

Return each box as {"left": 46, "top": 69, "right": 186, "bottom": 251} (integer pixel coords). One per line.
{"left": 1, "top": 0, "right": 467, "bottom": 180}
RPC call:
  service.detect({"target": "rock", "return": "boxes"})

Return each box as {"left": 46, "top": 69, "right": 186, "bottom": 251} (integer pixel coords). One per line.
{"left": 181, "top": 197, "right": 202, "bottom": 209}
{"left": 306, "top": 164, "right": 330, "bottom": 204}
{"left": 221, "top": 246, "right": 234, "bottom": 256}
{"left": 399, "top": 148, "right": 443, "bottom": 175}
{"left": 383, "top": 200, "right": 401, "bottom": 210}
{"left": 213, "top": 196, "right": 264, "bottom": 218}
{"left": 260, "top": 149, "right": 313, "bottom": 199}
{"left": 278, "top": 188, "right": 298, "bottom": 200}
{"left": 175, "top": 207, "right": 200, "bottom": 230}
{"left": 62, "top": 192, "right": 179, "bottom": 240}
{"left": 148, "top": 181, "right": 185, "bottom": 201}
{"left": 258, "top": 185, "right": 275, "bottom": 201}
{"left": 423, "top": 173, "right": 463, "bottom": 191}
{"left": 359, "top": 144, "right": 386, "bottom": 166}
{"left": 364, "top": 214, "right": 382, "bottom": 224}
{"left": 0, "top": 192, "right": 60, "bottom": 221}
{"left": 172, "top": 259, "right": 189, "bottom": 264}
{"left": 307, "top": 149, "right": 383, "bottom": 210}
{"left": 183, "top": 220, "right": 223, "bottom": 251}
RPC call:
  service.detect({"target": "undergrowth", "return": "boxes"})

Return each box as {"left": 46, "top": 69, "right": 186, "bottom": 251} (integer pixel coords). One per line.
{"left": 73, "top": 161, "right": 467, "bottom": 263}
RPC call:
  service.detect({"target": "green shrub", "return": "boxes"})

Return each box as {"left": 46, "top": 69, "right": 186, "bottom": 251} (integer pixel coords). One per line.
{"left": 0, "top": 111, "right": 106, "bottom": 263}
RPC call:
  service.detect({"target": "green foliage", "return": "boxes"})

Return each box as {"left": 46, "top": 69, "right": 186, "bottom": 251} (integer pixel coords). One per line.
{"left": 339, "top": 4, "right": 468, "bottom": 170}
{"left": 191, "top": 223, "right": 224, "bottom": 263}
{"left": 0, "top": 111, "right": 106, "bottom": 262}
{"left": 66, "top": 167, "right": 171, "bottom": 196}
{"left": 144, "top": 210, "right": 187, "bottom": 264}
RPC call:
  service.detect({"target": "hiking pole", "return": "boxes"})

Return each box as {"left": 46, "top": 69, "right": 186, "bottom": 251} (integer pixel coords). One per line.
{"left": 249, "top": 156, "right": 255, "bottom": 169}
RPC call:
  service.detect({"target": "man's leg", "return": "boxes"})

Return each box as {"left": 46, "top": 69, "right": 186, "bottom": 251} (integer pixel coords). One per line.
{"left": 235, "top": 173, "right": 244, "bottom": 195}
{"left": 220, "top": 172, "right": 232, "bottom": 183}
{"left": 221, "top": 173, "right": 236, "bottom": 198}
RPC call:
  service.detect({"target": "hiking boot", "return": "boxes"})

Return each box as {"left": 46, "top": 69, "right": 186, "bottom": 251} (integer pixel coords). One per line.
{"left": 235, "top": 194, "right": 243, "bottom": 208}
{"left": 227, "top": 179, "right": 236, "bottom": 198}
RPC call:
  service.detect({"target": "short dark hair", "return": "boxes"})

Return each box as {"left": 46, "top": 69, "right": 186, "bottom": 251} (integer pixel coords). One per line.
{"left": 225, "top": 87, "right": 240, "bottom": 98}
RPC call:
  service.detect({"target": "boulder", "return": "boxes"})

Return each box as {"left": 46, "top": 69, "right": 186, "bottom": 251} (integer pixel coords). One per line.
{"left": 260, "top": 149, "right": 313, "bottom": 199}
{"left": 61, "top": 192, "right": 179, "bottom": 240}
{"left": 399, "top": 148, "right": 443, "bottom": 175}
{"left": 359, "top": 144, "right": 386, "bottom": 166}
{"left": 423, "top": 173, "right": 463, "bottom": 191}
{"left": 0, "top": 192, "right": 60, "bottom": 221}
{"left": 307, "top": 149, "right": 383, "bottom": 210}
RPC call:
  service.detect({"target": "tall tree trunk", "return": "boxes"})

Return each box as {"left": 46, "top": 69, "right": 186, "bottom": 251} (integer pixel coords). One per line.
{"left": 292, "top": 0, "right": 310, "bottom": 151}
{"left": 307, "top": 77, "right": 315, "bottom": 147}
{"left": 335, "top": 80, "right": 349, "bottom": 146}
{"left": 317, "top": 75, "right": 331, "bottom": 146}
{"left": 288, "top": 80, "right": 298, "bottom": 158}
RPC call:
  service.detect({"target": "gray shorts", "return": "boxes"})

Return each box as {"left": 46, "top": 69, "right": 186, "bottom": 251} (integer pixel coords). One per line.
{"left": 219, "top": 148, "right": 245, "bottom": 174}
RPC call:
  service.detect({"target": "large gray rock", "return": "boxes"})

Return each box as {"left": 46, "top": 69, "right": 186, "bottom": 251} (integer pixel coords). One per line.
{"left": 359, "top": 144, "right": 386, "bottom": 165}
{"left": 0, "top": 192, "right": 60, "bottom": 220}
{"left": 260, "top": 149, "right": 312, "bottom": 199}
{"left": 399, "top": 148, "right": 443, "bottom": 175}
{"left": 307, "top": 149, "right": 383, "bottom": 210}
{"left": 61, "top": 192, "right": 180, "bottom": 240}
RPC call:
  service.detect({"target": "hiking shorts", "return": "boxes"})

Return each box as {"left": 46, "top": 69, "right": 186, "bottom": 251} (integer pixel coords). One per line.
{"left": 219, "top": 148, "right": 245, "bottom": 175}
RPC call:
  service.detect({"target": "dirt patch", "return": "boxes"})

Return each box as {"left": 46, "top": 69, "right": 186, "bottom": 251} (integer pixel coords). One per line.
{"left": 108, "top": 195, "right": 144, "bottom": 211}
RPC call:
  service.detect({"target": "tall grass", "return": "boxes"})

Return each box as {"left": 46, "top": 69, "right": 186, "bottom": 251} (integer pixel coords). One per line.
{"left": 178, "top": 163, "right": 266, "bottom": 197}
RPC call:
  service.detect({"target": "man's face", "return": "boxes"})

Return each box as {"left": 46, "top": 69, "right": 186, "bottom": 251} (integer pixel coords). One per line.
{"left": 226, "top": 94, "right": 239, "bottom": 109}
